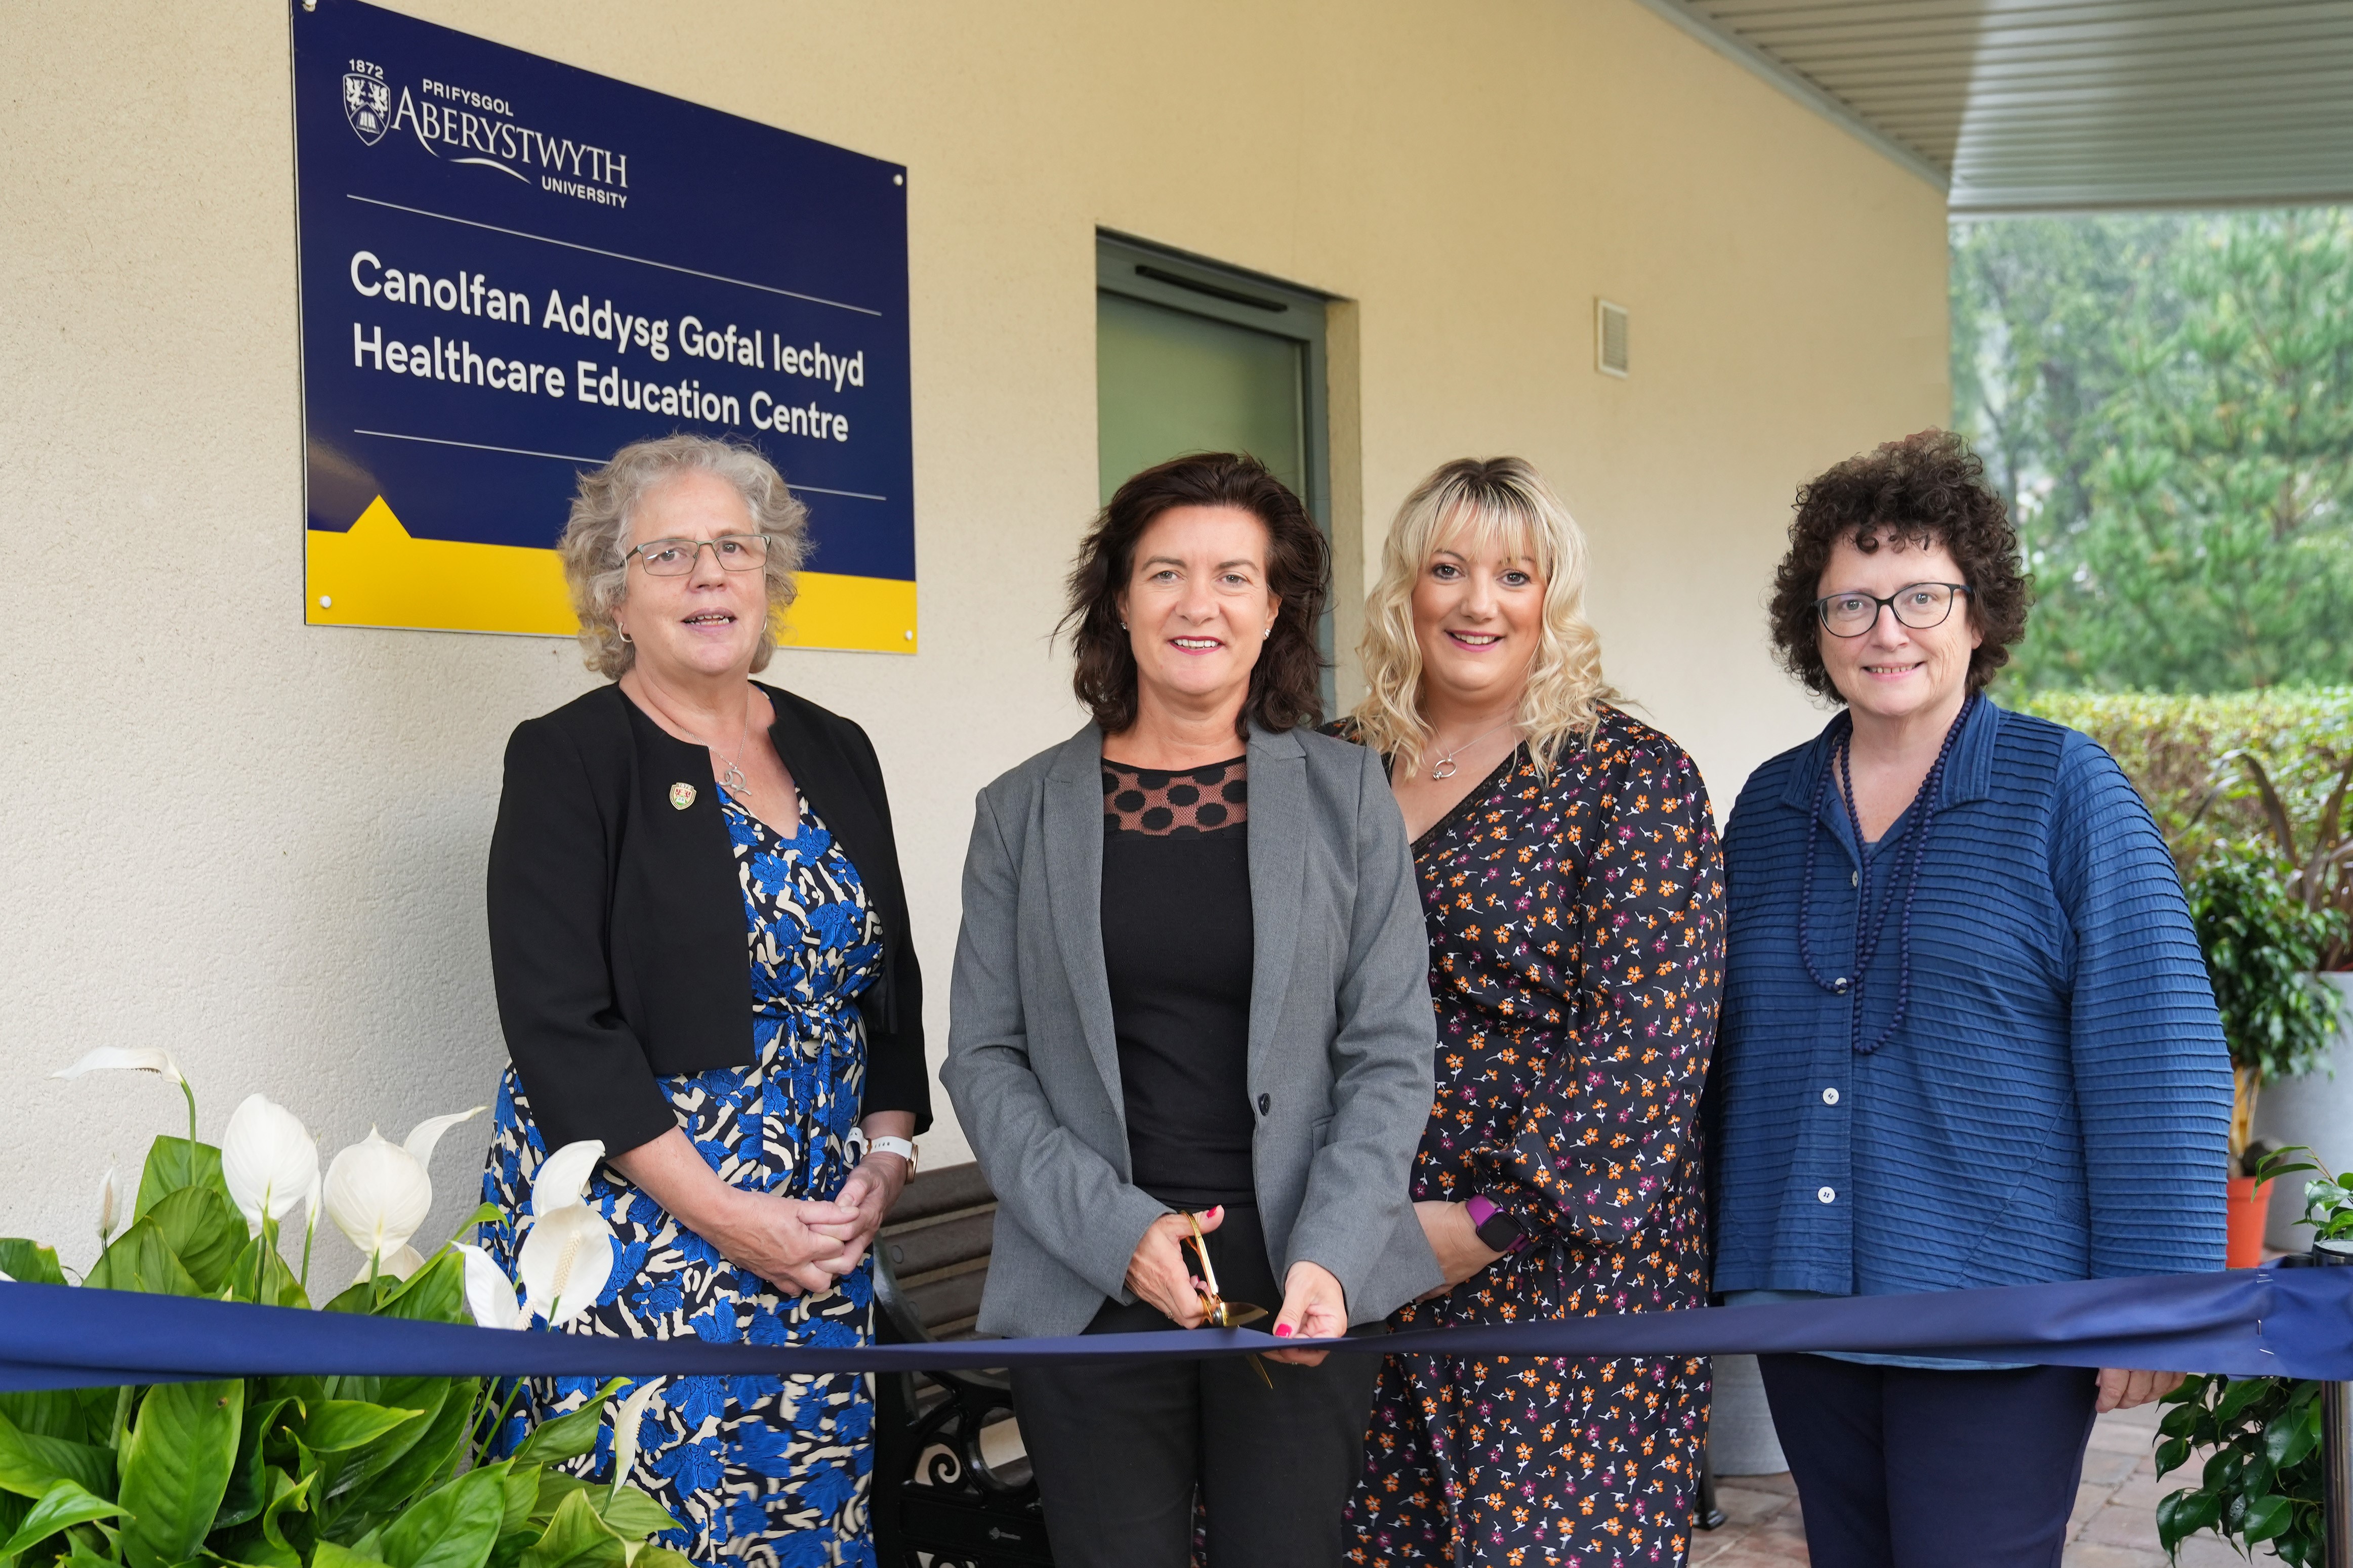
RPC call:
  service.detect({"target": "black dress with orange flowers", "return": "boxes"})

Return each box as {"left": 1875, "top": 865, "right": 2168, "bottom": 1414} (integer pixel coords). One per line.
{"left": 1338, "top": 705, "right": 1726, "bottom": 1568}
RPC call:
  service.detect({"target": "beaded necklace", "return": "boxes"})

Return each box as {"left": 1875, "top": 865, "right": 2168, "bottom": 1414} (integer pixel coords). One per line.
{"left": 1796, "top": 691, "right": 1977, "bottom": 1055}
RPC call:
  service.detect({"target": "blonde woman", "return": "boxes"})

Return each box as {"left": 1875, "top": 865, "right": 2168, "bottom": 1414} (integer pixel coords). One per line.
{"left": 1334, "top": 458, "right": 1726, "bottom": 1567}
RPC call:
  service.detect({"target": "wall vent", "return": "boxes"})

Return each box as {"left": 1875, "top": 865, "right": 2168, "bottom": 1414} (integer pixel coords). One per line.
{"left": 1595, "top": 299, "right": 1630, "bottom": 378}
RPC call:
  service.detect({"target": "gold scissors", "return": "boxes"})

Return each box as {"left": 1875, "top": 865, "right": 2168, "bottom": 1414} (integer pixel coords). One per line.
{"left": 1184, "top": 1210, "right": 1273, "bottom": 1388}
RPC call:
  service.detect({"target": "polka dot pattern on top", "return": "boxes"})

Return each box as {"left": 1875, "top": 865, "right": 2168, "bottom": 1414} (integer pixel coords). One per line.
{"left": 1100, "top": 755, "right": 1249, "bottom": 835}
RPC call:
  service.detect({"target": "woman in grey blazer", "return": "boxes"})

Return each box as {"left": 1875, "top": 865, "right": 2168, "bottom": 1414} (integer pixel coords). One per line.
{"left": 943, "top": 453, "right": 1441, "bottom": 1568}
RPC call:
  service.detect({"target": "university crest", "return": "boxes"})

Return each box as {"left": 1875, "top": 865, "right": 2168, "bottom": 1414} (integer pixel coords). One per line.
{"left": 344, "top": 71, "right": 391, "bottom": 146}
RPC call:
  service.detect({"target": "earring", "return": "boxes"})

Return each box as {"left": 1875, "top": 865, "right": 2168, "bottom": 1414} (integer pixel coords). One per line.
{"left": 1121, "top": 619, "right": 1129, "bottom": 630}
{"left": 618, "top": 628, "right": 633, "bottom": 644}
{"left": 1262, "top": 626, "right": 1271, "bottom": 640}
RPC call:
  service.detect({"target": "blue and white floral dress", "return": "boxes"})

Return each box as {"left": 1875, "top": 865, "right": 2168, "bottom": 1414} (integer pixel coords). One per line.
{"left": 482, "top": 791, "right": 884, "bottom": 1568}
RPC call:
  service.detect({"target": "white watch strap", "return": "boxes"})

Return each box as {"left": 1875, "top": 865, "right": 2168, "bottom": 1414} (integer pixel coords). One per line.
{"left": 863, "top": 1135, "right": 918, "bottom": 1168}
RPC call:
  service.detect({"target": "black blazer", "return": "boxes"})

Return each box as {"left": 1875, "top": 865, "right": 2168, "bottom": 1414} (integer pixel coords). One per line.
{"left": 486, "top": 681, "right": 928, "bottom": 1155}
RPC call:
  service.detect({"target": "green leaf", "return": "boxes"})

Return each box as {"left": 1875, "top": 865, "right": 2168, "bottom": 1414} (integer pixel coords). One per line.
{"left": 0, "top": 1407, "right": 115, "bottom": 1502}
{"left": 0, "top": 1390, "right": 91, "bottom": 1444}
{"left": 374, "top": 1252, "right": 467, "bottom": 1328}
{"left": 2157, "top": 1486, "right": 2220, "bottom": 1552}
{"left": 517, "top": 1492, "right": 624, "bottom": 1568}
{"left": 133, "top": 1138, "right": 227, "bottom": 1220}
{"left": 2241, "top": 1492, "right": 2293, "bottom": 1544}
{"left": 525, "top": 1477, "right": 586, "bottom": 1528}
{"left": 301, "top": 1403, "right": 424, "bottom": 1453}
{"left": 0, "top": 1478, "right": 123, "bottom": 1558}
{"left": 2213, "top": 1375, "right": 2269, "bottom": 1427}
{"left": 93, "top": 1217, "right": 204, "bottom": 1297}
{"left": 259, "top": 1465, "right": 312, "bottom": 1557}
{"left": 224, "top": 1233, "right": 310, "bottom": 1309}
{"left": 626, "top": 1548, "right": 693, "bottom": 1568}
{"left": 316, "top": 1541, "right": 386, "bottom": 1568}
{"left": 115, "top": 1379, "right": 242, "bottom": 1568}
{"left": 329, "top": 1381, "right": 469, "bottom": 1534}
{"left": 588, "top": 1487, "right": 681, "bottom": 1542}
{"left": 215, "top": 1396, "right": 296, "bottom": 1531}
{"left": 144, "top": 1184, "right": 247, "bottom": 1295}
{"left": 458, "top": 1202, "right": 509, "bottom": 1241}
{"left": 486, "top": 1530, "right": 537, "bottom": 1568}
{"left": 492, "top": 1464, "right": 535, "bottom": 1538}
{"left": 509, "top": 1384, "right": 624, "bottom": 1470}
{"left": 377, "top": 1467, "right": 506, "bottom": 1568}
{"left": 0, "top": 1241, "right": 67, "bottom": 1287}
{"left": 2153, "top": 1435, "right": 2191, "bottom": 1476}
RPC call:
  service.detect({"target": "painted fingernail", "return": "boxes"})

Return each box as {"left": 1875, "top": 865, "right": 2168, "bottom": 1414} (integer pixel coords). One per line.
{"left": 1274, "top": 1323, "right": 1294, "bottom": 1338}
{"left": 1207, "top": 1206, "right": 1222, "bottom": 1218}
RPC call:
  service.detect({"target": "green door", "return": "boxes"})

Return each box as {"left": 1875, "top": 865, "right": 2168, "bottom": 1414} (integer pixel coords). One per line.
{"left": 1097, "top": 291, "right": 1306, "bottom": 505}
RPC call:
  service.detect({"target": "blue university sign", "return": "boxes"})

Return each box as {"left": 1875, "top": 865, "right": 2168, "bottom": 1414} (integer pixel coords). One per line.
{"left": 292, "top": 0, "right": 916, "bottom": 649}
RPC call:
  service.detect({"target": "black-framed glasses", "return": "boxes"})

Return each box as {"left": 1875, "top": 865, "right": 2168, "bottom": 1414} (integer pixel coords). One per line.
{"left": 1814, "top": 582, "right": 1971, "bottom": 638}
{"left": 630, "top": 534, "right": 769, "bottom": 576}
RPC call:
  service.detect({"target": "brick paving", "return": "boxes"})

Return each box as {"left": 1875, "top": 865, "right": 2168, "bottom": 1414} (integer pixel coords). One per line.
{"left": 1690, "top": 1396, "right": 2258, "bottom": 1567}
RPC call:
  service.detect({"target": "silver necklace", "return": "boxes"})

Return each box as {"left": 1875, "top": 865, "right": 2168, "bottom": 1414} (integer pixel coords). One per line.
{"left": 1428, "top": 719, "right": 1518, "bottom": 780}
{"left": 712, "top": 712, "right": 751, "bottom": 798}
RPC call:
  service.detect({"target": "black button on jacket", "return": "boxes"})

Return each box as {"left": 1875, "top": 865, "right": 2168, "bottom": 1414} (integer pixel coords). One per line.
{"left": 486, "top": 680, "right": 928, "bottom": 1156}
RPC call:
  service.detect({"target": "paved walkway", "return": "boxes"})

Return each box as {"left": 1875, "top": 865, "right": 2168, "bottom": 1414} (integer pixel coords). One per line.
{"left": 1689, "top": 1396, "right": 2252, "bottom": 1566}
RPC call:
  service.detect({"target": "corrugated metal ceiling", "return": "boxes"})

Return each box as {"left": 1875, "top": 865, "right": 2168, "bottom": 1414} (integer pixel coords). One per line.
{"left": 1627, "top": 0, "right": 2353, "bottom": 214}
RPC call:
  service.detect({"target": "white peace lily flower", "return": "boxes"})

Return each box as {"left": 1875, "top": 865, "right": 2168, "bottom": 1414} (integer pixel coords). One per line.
{"left": 454, "top": 1242, "right": 525, "bottom": 1330}
{"left": 322, "top": 1128, "right": 434, "bottom": 1271}
{"left": 517, "top": 1205, "right": 616, "bottom": 1327}
{"left": 403, "top": 1106, "right": 486, "bottom": 1166}
{"left": 52, "top": 1047, "right": 184, "bottom": 1086}
{"left": 529, "top": 1140, "right": 605, "bottom": 1213}
{"left": 220, "top": 1094, "right": 320, "bottom": 1234}
{"left": 95, "top": 1165, "right": 121, "bottom": 1245}
{"left": 610, "top": 1377, "right": 665, "bottom": 1494}
{"left": 353, "top": 1242, "right": 426, "bottom": 1284}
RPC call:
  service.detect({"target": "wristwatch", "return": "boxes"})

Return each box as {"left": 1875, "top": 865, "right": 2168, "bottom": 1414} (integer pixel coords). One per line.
{"left": 1465, "top": 1194, "right": 1526, "bottom": 1254}
{"left": 861, "top": 1135, "right": 919, "bottom": 1174}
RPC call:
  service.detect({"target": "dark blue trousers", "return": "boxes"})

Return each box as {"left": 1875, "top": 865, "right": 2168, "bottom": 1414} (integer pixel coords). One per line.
{"left": 1756, "top": 1353, "right": 2099, "bottom": 1568}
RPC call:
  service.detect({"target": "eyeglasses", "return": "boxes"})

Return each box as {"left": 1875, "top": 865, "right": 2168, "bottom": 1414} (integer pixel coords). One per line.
{"left": 1814, "top": 582, "right": 1971, "bottom": 638}
{"left": 630, "top": 534, "right": 770, "bottom": 576}
{"left": 1184, "top": 1211, "right": 1273, "bottom": 1388}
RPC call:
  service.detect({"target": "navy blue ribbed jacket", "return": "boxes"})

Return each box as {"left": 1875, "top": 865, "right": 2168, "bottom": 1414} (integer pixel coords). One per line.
{"left": 1711, "top": 698, "right": 2231, "bottom": 1297}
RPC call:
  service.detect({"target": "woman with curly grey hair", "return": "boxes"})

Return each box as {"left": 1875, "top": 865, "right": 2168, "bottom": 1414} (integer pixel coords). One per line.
{"left": 1711, "top": 428, "right": 2230, "bottom": 1568}
{"left": 479, "top": 434, "right": 927, "bottom": 1565}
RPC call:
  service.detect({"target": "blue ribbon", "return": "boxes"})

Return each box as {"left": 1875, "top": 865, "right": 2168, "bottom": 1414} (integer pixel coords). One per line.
{"left": 2, "top": 1264, "right": 2348, "bottom": 1392}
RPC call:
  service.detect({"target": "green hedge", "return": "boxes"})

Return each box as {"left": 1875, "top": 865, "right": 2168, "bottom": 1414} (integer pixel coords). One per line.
{"left": 2006, "top": 687, "right": 2353, "bottom": 866}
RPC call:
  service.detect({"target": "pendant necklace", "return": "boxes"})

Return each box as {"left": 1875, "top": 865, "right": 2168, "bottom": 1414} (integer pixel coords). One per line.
{"left": 1428, "top": 718, "right": 1518, "bottom": 780}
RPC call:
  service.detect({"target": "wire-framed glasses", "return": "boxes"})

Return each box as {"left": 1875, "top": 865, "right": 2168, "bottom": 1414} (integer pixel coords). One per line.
{"left": 1813, "top": 582, "right": 1970, "bottom": 638}
{"left": 630, "top": 534, "right": 770, "bottom": 576}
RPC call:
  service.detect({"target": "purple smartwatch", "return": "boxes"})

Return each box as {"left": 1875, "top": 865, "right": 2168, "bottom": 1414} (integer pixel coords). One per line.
{"left": 1464, "top": 1194, "right": 1527, "bottom": 1254}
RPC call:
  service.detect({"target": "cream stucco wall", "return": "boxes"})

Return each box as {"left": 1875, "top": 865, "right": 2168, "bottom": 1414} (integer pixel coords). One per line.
{"left": 0, "top": 0, "right": 1946, "bottom": 1273}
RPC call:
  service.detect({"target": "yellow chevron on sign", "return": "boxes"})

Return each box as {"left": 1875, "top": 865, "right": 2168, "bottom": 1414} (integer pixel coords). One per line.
{"left": 306, "top": 496, "right": 918, "bottom": 653}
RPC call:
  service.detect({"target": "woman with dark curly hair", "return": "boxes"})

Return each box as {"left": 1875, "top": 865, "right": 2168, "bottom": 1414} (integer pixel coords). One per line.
{"left": 942, "top": 453, "right": 1440, "bottom": 1567}
{"left": 1710, "top": 429, "right": 2232, "bottom": 1567}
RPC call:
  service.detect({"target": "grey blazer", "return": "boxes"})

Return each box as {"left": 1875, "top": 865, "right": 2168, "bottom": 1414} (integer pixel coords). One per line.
{"left": 942, "top": 721, "right": 1443, "bottom": 1339}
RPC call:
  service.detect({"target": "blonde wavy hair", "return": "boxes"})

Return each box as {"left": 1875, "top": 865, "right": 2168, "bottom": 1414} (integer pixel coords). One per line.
{"left": 558, "top": 435, "right": 809, "bottom": 679}
{"left": 1350, "top": 456, "right": 1615, "bottom": 777}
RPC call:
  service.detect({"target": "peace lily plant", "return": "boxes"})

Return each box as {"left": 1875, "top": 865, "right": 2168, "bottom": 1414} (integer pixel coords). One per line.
{"left": 0, "top": 1053, "right": 675, "bottom": 1568}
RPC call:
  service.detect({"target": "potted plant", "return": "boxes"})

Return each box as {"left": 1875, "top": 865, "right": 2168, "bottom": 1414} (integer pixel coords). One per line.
{"left": 2184, "top": 841, "right": 2345, "bottom": 1266}
{"left": 2153, "top": 1147, "right": 2353, "bottom": 1565}
{"left": 0, "top": 1051, "right": 683, "bottom": 1568}
{"left": 2223, "top": 752, "right": 2353, "bottom": 1248}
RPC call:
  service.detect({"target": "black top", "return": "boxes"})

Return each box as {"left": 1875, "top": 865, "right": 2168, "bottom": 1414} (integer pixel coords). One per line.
{"left": 485, "top": 681, "right": 928, "bottom": 1156}
{"left": 1098, "top": 756, "right": 1256, "bottom": 1210}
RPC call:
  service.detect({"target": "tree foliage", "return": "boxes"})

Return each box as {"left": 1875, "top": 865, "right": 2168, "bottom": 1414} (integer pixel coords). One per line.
{"left": 1953, "top": 209, "right": 2353, "bottom": 691}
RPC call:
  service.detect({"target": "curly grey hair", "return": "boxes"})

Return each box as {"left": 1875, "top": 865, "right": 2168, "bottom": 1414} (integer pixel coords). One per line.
{"left": 559, "top": 435, "right": 811, "bottom": 679}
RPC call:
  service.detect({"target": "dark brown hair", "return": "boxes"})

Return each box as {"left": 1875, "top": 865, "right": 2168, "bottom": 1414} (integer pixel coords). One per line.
{"left": 1768, "top": 428, "right": 2031, "bottom": 701}
{"left": 1063, "top": 453, "right": 1329, "bottom": 738}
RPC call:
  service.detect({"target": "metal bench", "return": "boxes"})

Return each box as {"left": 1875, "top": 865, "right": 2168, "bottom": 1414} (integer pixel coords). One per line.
{"left": 870, "top": 1162, "right": 1053, "bottom": 1567}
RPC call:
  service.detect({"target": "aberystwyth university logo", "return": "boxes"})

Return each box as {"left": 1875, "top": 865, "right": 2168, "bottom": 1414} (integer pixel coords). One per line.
{"left": 332, "top": 57, "right": 632, "bottom": 208}
{"left": 344, "top": 60, "right": 392, "bottom": 145}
